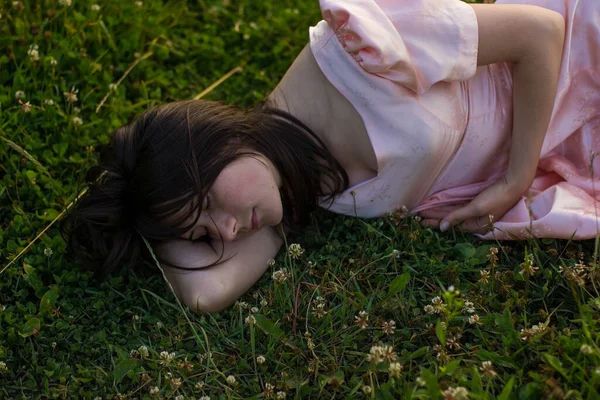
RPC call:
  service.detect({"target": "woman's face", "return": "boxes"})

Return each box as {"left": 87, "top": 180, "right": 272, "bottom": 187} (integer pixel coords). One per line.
{"left": 174, "top": 153, "right": 283, "bottom": 242}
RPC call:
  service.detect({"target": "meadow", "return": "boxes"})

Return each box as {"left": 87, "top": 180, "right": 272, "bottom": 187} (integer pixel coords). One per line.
{"left": 1, "top": 0, "right": 600, "bottom": 399}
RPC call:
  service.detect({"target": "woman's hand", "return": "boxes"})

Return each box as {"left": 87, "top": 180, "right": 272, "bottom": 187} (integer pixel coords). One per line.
{"left": 419, "top": 175, "right": 526, "bottom": 235}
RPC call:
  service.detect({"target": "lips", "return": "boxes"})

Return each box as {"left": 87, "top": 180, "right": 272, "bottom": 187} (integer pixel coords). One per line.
{"left": 251, "top": 209, "right": 259, "bottom": 230}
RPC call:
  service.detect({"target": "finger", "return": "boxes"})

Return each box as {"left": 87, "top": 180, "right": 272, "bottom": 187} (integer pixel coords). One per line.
{"left": 442, "top": 204, "right": 482, "bottom": 231}
{"left": 420, "top": 218, "right": 440, "bottom": 229}
{"left": 457, "top": 216, "right": 491, "bottom": 234}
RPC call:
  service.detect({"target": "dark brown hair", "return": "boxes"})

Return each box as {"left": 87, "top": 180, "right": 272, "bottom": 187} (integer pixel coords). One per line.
{"left": 60, "top": 99, "right": 349, "bottom": 279}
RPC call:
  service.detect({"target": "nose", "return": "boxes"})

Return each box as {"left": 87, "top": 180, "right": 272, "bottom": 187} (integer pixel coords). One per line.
{"left": 210, "top": 211, "right": 238, "bottom": 242}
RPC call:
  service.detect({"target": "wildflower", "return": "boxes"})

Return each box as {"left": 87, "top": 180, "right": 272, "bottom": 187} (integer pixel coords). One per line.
{"left": 226, "top": 375, "right": 237, "bottom": 385}
{"left": 519, "top": 253, "right": 539, "bottom": 277}
{"left": 63, "top": 87, "right": 78, "bottom": 103}
{"left": 44, "top": 99, "right": 54, "bottom": 106}
{"left": 580, "top": 344, "right": 594, "bottom": 355}
{"left": 272, "top": 268, "right": 290, "bottom": 283}
{"left": 174, "top": 395, "right": 183, "bottom": 400}
{"left": 431, "top": 296, "right": 444, "bottom": 313}
{"left": 416, "top": 377, "right": 426, "bottom": 386}
{"left": 354, "top": 310, "right": 369, "bottom": 329}
{"left": 0, "top": 361, "right": 7, "bottom": 372}
{"left": 27, "top": 44, "right": 39, "bottom": 62}
{"left": 263, "top": 383, "right": 275, "bottom": 398}
{"left": 156, "top": 321, "right": 163, "bottom": 328}
{"left": 177, "top": 357, "right": 194, "bottom": 371}
{"left": 132, "top": 314, "right": 140, "bottom": 321}
{"left": 44, "top": 247, "right": 53, "bottom": 257}
{"left": 256, "top": 355, "right": 266, "bottom": 364}
{"left": 462, "top": 301, "right": 475, "bottom": 314}
{"left": 149, "top": 386, "right": 159, "bottom": 395}
{"left": 12, "top": 1, "right": 24, "bottom": 10}
{"left": 108, "top": 83, "right": 117, "bottom": 92}
{"left": 487, "top": 246, "right": 499, "bottom": 263}
{"left": 362, "top": 385, "right": 372, "bottom": 395}
{"left": 91, "top": 4, "right": 100, "bottom": 11}
{"left": 250, "top": 306, "right": 259, "bottom": 314}
{"left": 443, "top": 386, "right": 469, "bottom": 400}
{"left": 129, "top": 349, "right": 140, "bottom": 358}
{"left": 479, "top": 361, "right": 498, "bottom": 378}
{"left": 446, "top": 333, "right": 462, "bottom": 350}
{"left": 520, "top": 320, "right": 549, "bottom": 341}
{"left": 138, "top": 345, "right": 149, "bottom": 358}
{"left": 260, "top": 299, "right": 268, "bottom": 307}
{"left": 276, "top": 392, "right": 286, "bottom": 399}
{"left": 381, "top": 320, "right": 396, "bottom": 335}
{"left": 366, "top": 344, "right": 397, "bottom": 364}
{"left": 468, "top": 314, "right": 480, "bottom": 324}
{"left": 424, "top": 304, "right": 436, "bottom": 314}
{"left": 478, "top": 269, "right": 491, "bottom": 285}
{"left": 49, "top": 58, "right": 57, "bottom": 67}
{"left": 447, "top": 285, "right": 455, "bottom": 293}
{"left": 559, "top": 264, "right": 587, "bottom": 287}
{"left": 267, "top": 258, "right": 276, "bottom": 267}
{"left": 311, "top": 296, "right": 328, "bottom": 319}
{"left": 51, "top": 341, "right": 56, "bottom": 349}
{"left": 391, "top": 249, "right": 400, "bottom": 258}
{"left": 159, "top": 351, "right": 175, "bottom": 365}
{"left": 199, "top": 397, "right": 210, "bottom": 400}
{"left": 235, "top": 301, "right": 249, "bottom": 310}
{"left": 15, "top": 90, "right": 25, "bottom": 99}
{"left": 19, "top": 100, "right": 31, "bottom": 113}
{"left": 135, "top": 1, "right": 143, "bottom": 6}
{"left": 388, "top": 362, "right": 403, "bottom": 378}
{"left": 245, "top": 315, "right": 256, "bottom": 325}
{"left": 58, "top": 0, "right": 72, "bottom": 6}
{"left": 170, "top": 377, "right": 182, "bottom": 389}
{"left": 414, "top": 215, "right": 422, "bottom": 222}
{"left": 287, "top": 243, "right": 304, "bottom": 259}
{"left": 195, "top": 381, "right": 205, "bottom": 388}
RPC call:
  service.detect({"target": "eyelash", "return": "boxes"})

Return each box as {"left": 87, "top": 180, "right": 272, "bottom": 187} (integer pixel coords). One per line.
{"left": 190, "top": 194, "right": 212, "bottom": 242}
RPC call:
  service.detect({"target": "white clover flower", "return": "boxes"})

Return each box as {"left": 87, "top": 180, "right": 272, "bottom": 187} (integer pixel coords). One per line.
{"left": 391, "top": 249, "right": 400, "bottom": 258}
{"left": 267, "top": 258, "right": 276, "bottom": 267}
{"left": 235, "top": 301, "right": 249, "bottom": 310}
{"left": 199, "top": 397, "right": 210, "bottom": 400}
{"left": 91, "top": 4, "right": 100, "bottom": 11}
{"left": 354, "top": 310, "right": 369, "bottom": 329}
{"left": 443, "top": 387, "right": 469, "bottom": 400}
{"left": 19, "top": 100, "right": 31, "bottom": 113}
{"left": 44, "top": 247, "right": 53, "bottom": 257}
{"left": 0, "top": 305, "right": 5, "bottom": 312}
{"left": 272, "top": 268, "right": 290, "bottom": 283}
{"left": 250, "top": 306, "right": 259, "bottom": 314}
{"left": 581, "top": 344, "right": 594, "bottom": 355}
{"left": 135, "top": 1, "right": 143, "bottom": 6}
{"left": 63, "top": 87, "right": 78, "bottom": 103}
{"left": 256, "top": 355, "right": 266, "bottom": 364}
{"left": 49, "top": 58, "right": 57, "bottom": 67}
{"left": 15, "top": 90, "right": 26, "bottom": 99}
{"left": 44, "top": 99, "right": 54, "bottom": 106}
{"left": 463, "top": 301, "right": 475, "bottom": 314}
{"left": 174, "top": 395, "right": 183, "bottom": 400}
{"left": 468, "top": 314, "right": 480, "bottom": 324}
{"left": 362, "top": 386, "right": 372, "bottom": 395}
{"left": 138, "top": 345, "right": 149, "bottom": 358}
{"left": 149, "top": 386, "right": 159, "bottom": 395}
{"left": 226, "top": 375, "right": 236, "bottom": 385}
{"left": 27, "top": 44, "right": 39, "bottom": 62}
{"left": 276, "top": 391, "right": 287, "bottom": 399}
{"left": 287, "top": 243, "right": 304, "bottom": 259}
{"left": 245, "top": 315, "right": 256, "bottom": 325}
{"left": 388, "top": 362, "right": 403, "bottom": 378}
{"left": 58, "top": 0, "right": 72, "bottom": 6}
{"left": 73, "top": 106, "right": 81, "bottom": 114}
{"left": 0, "top": 361, "right": 7, "bottom": 372}
{"left": 260, "top": 299, "right": 268, "bottom": 307}
{"left": 73, "top": 116, "right": 83, "bottom": 126}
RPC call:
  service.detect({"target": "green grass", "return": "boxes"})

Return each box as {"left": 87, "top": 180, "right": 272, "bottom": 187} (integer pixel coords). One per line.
{"left": 1, "top": 0, "right": 600, "bottom": 399}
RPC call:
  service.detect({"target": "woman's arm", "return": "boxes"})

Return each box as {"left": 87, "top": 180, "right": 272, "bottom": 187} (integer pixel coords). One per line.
{"left": 470, "top": 3, "right": 565, "bottom": 191}
{"left": 156, "top": 226, "right": 284, "bottom": 313}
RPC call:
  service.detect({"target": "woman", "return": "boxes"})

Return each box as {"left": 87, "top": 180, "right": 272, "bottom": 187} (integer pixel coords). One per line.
{"left": 62, "top": 0, "right": 600, "bottom": 313}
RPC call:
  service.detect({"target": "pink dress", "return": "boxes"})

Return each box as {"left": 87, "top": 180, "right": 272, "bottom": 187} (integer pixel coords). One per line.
{"left": 312, "top": 0, "right": 600, "bottom": 240}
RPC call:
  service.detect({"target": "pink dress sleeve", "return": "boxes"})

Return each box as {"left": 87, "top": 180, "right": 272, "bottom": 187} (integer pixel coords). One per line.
{"left": 318, "top": 0, "right": 479, "bottom": 94}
